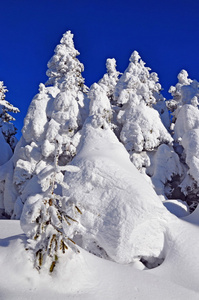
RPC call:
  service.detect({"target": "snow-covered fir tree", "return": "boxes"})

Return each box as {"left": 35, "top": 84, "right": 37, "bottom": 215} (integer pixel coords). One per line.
{"left": 1, "top": 31, "right": 89, "bottom": 218}
{"left": 20, "top": 140, "right": 81, "bottom": 272}
{"left": 168, "top": 70, "right": 199, "bottom": 208}
{"left": 0, "top": 81, "right": 19, "bottom": 153}
{"left": 114, "top": 51, "right": 172, "bottom": 154}
{"left": 113, "top": 51, "right": 182, "bottom": 197}
{"left": 0, "top": 81, "right": 19, "bottom": 218}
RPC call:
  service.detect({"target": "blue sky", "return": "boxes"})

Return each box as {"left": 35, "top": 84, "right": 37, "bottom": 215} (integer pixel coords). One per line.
{"left": 1, "top": 0, "right": 199, "bottom": 138}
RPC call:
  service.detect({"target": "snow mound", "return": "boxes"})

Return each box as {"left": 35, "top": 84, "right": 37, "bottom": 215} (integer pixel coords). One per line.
{"left": 63, "top": 120, "right": 175, "bottom": 264}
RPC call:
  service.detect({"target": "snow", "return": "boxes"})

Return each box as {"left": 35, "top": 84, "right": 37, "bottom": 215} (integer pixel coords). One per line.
{"left": 1, "top": 216, "right": 199, "bottom": 299}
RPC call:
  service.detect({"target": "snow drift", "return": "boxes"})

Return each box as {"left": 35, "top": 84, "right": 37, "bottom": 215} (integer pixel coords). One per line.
{"left": 63, "top": 119, "right": 175, "bottom": 264}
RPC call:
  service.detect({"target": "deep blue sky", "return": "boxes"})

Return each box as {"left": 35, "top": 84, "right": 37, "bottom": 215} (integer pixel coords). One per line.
{"left": 1, "top": 0, "right": 199, "bottom": 138}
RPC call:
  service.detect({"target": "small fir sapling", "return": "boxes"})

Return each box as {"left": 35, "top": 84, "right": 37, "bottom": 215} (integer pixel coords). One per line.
{"left": 21, "top": 140, "right": 81, "bottom": 272}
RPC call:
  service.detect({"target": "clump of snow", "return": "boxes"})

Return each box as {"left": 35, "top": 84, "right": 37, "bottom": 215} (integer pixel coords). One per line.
{"left": 118, "top": 101, "right": 172, "bottom": 153}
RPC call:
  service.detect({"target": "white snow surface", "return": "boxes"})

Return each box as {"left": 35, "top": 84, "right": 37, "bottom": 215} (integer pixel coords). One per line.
{"left": 1, "top": 212, "right": 199, "bottom": 299}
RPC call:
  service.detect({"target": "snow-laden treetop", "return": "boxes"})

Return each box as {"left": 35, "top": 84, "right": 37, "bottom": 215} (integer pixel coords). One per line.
{"left": 114, "top": 50, "right": 163, "bottom": 106}
{"left": 169, "top": 69, "right": 199, "bottom": 108}
{"left": 46, "top": 31, "right": 85, "bottom": 91}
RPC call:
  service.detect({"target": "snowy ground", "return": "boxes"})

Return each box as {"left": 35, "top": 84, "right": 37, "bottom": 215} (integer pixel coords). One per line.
{"left": 0, "top": 216, "right": 199, "bottom": 300}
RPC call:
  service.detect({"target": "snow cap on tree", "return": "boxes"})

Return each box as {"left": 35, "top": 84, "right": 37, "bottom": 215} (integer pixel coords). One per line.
{"left": 98, "top": 58, "right": 121, "bottom": 102}
{"left": 129, "top": 50, "right": 141, "bottom": 63}
{"left": 114, "top": 51, "right": 164, "bottom": 107}
{"left": 177, "top": 69, "right": 192, "bottom": 85}
{"left": 169, "top": 70, "right": 198, "bottom": 110}
{"left": 88, "top": 83, "right": 112, "bottom": 128}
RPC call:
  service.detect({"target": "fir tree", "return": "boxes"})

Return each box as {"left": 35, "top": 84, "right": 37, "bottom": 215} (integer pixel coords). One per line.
{"left": 0, "top": 81, "right": 19, "bottom": 218}
{"left": 114, "top": 51, "right": 172, "bottom": 162}
{"left": 2, "top": 31, "right": 89, "bottom": 218}
{"left": 168, "top": 70, "right": 199, "bottom": 208}
{"left": 20, "top": 140, "right": 81, "bottom": 272}
{"left": 0, "top": 81, "right": 19, "bottom": 151}
{"left": 113, "top": 51, "right": 181, "bottom": 198}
